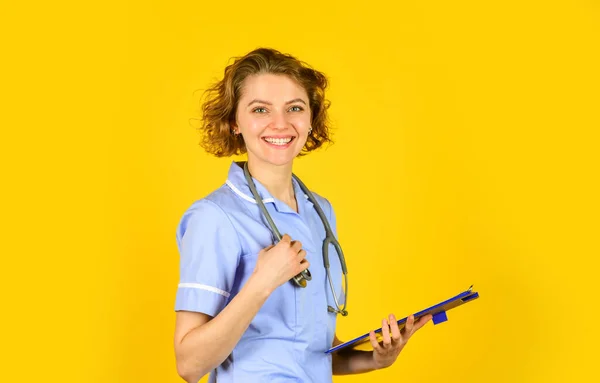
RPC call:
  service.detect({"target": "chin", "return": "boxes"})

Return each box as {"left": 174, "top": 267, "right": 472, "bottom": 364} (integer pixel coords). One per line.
{"left": 264, "top": 154, "right": 296, "bottom": 167}
{"left": 260, "top": 149, "right": 301, "bottom": 167}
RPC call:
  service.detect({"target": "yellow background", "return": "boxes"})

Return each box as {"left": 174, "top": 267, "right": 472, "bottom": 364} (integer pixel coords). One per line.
{"left": 1, "top": 0, "right": 598, "bottom": 382}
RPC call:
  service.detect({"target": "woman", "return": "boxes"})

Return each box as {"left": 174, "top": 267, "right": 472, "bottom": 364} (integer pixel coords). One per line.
{"left": 173, "top": 48, "right": 431, "bottom": 383}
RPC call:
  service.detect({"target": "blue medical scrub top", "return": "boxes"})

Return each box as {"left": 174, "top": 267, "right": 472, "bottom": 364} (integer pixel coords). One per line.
{"left": 175, "top": 161, "right": 344, "bottom": 383}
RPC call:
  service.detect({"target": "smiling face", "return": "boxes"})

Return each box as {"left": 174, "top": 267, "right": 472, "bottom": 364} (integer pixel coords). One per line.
{"left": 233, "top": 73, "right": 311, "bottom": 168}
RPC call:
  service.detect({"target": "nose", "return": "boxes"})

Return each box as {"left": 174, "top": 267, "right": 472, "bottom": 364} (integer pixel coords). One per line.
{"left": 271, "top": 110, "right": 290, "bottom": 130}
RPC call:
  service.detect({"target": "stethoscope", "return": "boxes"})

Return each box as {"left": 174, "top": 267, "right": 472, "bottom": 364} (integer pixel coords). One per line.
{"left": 243, "top": 161, "right": 349, "bottom": 316}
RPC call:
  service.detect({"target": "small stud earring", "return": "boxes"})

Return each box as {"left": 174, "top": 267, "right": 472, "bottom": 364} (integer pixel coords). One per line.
{"left": 308, "top": 127, "right": 312, "bottom": 134}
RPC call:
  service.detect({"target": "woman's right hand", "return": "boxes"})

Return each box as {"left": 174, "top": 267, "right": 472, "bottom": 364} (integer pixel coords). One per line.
{"left": 252, "top": 234, "right": 310, "bottom": 293}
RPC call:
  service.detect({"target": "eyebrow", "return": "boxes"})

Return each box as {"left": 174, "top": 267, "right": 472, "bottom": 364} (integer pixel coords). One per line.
{"left": 247, "top": 98, "right": 307, "bottom": 107}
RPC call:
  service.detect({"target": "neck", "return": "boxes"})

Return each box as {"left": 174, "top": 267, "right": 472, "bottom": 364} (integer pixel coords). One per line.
{"left": 246, "top": 158, "right": 296, "bottom": 206}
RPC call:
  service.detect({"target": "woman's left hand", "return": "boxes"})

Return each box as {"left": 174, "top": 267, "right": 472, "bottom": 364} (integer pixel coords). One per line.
{"left": 369, "top": 313, "right": 433, "bottom": 370}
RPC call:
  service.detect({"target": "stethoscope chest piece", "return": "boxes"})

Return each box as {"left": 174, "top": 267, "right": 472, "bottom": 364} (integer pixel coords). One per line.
{"left": 292, "top": 269, "right": 312, "bottom": 288}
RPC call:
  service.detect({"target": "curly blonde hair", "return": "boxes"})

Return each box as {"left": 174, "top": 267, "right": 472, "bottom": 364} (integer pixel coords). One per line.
{"left": 198, "top": 48, "right": 333, "bottom": 157}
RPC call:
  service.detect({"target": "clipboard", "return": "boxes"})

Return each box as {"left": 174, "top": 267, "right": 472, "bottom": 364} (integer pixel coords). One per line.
{"left": 325, "top": 285, "right": 480, "bottom": 354}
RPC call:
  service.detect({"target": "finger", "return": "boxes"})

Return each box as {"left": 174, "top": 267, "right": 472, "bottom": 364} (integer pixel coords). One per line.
{"left": 389, "top": 314, "right": 401, "bottom": 341}
{"left": 261, "top": 244, "right": 275, "bottom": 253}
{"left": 404, "top": 314, "right": 415, "bottom": 336}
{"left": 369, "top": 330, "right": 382, "bottom": 352}
{"left": 381, "top": 318, "right": 392, "bottom": 348}
{"left": 413, "top": 314, "right": 433, "bottom": 331}
{"left": 299, "top": 258, "right": 310, "bottom": 272}
{"left": 290, "top": 240, "right": 303, "bottom": 252}
{"left": 280, "top": 234, "right": 292, "bottom": 243}
{"left": 297, "top": 249, "right": 307, "bottom": 260}
{"left": 298, "top": 259, "right": 310, "bottom": 273}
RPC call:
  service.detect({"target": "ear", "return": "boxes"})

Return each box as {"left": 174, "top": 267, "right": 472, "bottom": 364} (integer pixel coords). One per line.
{"left": 230, "top": 121, "right": 238, "bottom": 134}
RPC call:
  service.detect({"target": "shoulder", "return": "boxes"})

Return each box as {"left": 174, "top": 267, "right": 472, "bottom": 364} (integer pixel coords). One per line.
{"left": 306, "top": 189, "right": 336, "bottom": 220}
{"left": 176, "top": 184, "right": 241, "bottom": 235}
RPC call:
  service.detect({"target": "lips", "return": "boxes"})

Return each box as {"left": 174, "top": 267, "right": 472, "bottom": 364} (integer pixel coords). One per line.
{"left": 262, "top": 136, "right": 295, "bottom": 148}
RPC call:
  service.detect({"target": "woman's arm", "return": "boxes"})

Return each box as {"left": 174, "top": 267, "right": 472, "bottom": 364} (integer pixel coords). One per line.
{"left": 331, "top": 334, "right": 378, "bottom": 375}
{"left": 174, "top": 235, "right": 309, "bottom": 383}
{"left": 174, "top": 273, "right": 271, "bottom": 382}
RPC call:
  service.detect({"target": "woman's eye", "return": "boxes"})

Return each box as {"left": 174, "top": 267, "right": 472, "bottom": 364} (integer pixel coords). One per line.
{"left": 252, "top": 107, "right": 267, "bottom": 113}
{"left": 289, "top": 106, "right": 304, "bottom": 112}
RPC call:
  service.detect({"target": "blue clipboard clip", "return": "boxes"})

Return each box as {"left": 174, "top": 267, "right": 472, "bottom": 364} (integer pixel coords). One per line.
{"left": 325, "top": 285, "right": 480, "bottom": 354}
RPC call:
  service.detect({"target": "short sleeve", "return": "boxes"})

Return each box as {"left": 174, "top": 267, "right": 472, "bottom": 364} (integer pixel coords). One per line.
{"left": 174, "top": 199, "right": 242, "bottom": 316}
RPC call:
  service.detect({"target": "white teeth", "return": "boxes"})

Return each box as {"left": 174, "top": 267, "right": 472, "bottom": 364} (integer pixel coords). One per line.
{"left": 264, "top": 137, "right": 292, "bottom": 145}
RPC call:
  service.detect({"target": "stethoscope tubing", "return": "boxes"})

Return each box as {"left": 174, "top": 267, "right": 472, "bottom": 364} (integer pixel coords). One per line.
{"left": 242, "top": 161, "right": 348, "bottom": 316}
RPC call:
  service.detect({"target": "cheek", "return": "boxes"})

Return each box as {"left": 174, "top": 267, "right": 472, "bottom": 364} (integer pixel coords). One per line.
{"left": 239, "top": 115, "right": 267, "bottom": 132}
{"left": 290, "top": 114, "right": 311, "bottom": 130}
